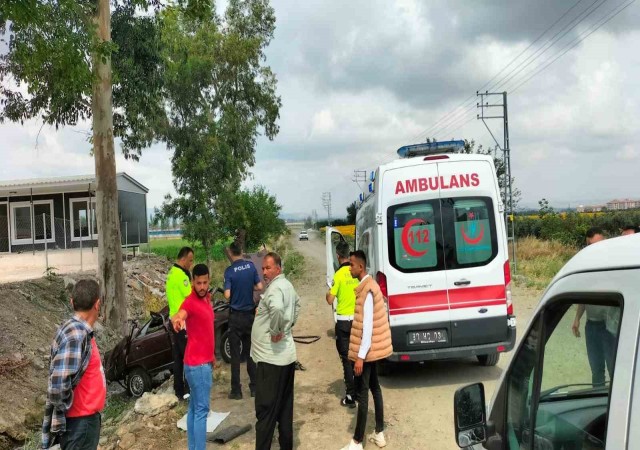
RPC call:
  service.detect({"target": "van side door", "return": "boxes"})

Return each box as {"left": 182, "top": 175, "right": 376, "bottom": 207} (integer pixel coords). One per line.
{"left": 480, "top": 269, "right": 634, "bottom": 449}
{"left": 437, "top": 159, "right": 509, "bottom": 348}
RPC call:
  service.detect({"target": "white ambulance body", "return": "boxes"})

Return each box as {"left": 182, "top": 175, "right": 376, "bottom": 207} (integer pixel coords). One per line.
{"left": 326, "top": 141, "right": 516, "bottom": 370}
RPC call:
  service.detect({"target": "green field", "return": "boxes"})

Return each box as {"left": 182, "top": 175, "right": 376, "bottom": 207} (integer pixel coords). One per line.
{"left": 149, "top": 238, "right": 229, "bottom": 263}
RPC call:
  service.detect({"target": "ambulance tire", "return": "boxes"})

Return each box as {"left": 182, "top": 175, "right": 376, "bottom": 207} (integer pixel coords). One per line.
{"left": 477, "top": 353, "right": 500, "bottom": 366}
{"left": 376, "top": 360, "right": 393, "bottom": 376}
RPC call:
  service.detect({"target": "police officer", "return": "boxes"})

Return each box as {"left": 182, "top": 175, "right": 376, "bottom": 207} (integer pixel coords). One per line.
{"left": 326, "top": 240, "right": 359, "bottom": 408}
{"left": 166, "top": 246, "right": 194, "bottom": 400}
{"left": 224, "top": 242, "right": 263, "bottom": 399}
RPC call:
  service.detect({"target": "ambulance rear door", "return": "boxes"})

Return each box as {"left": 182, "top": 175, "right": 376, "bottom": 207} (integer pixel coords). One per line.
{"left": 437, "top": 158, "right": 508, "bottom": 348}
{"left": 381, "top": 161, "right": 451, "bottom": 354}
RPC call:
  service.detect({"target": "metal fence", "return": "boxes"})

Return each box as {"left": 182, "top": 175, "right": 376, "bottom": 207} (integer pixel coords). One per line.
{"left": 0, "top": 213, "right": 152, "bottom": 280}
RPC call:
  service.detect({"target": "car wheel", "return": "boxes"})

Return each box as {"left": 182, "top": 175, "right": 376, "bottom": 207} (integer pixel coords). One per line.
{"left": 220, "top": 330, "right": 242, "bottom": 364}
{"left": 477, "top": 353, "right": 500, "bottom": 366}
{"left": 127, "top": 367, "right": 151, "bottom": 397}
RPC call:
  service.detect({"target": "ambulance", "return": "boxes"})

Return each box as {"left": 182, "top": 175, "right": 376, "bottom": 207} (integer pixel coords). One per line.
{"left": 326, "top": 140, "right": 516, "bottom": 373}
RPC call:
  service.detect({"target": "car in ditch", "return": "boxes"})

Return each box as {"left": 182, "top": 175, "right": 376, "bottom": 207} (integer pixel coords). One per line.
{"left": 104, "top": 289, "right": 233, "bottom": 397}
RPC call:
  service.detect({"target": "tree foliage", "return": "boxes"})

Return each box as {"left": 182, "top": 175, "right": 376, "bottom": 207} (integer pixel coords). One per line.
{"left": 159, "top": 0, "right": 281, "bottom": 261}
{"left": 230, "top": 186, "right": 287, "bottom": 251}
{"left": 346, "top": 201, "right": 357, "bottom": 224}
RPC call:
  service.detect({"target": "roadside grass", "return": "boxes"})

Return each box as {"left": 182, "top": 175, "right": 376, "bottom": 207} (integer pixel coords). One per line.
{"left": 19, "top": 430, "right": 40, "bottom": 450}
{"left": 103, "top": 392, "right": 133, "bottom": 422}
{"left": 514, "top": 237, "right": 577, "bottom": 289}
{"left": 271, "top": 235, "right": 305, "bottom": 280}
{"left": 149, "top": 238, "right": 228, "bottom": 263}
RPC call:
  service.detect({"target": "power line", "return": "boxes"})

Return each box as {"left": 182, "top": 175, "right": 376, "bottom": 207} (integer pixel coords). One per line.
{"left": 510, "top": 0, "right": 636, "bottom": 94}
{"left": 321, "top": 192, "right": 332, "bottom": 225}
{"left": 405, "top": 0, "right": 589, "bottom": 144}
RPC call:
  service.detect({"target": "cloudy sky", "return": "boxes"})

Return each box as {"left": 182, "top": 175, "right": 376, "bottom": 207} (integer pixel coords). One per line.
{"left": 1, "top": 0, "right": 639, "bottom": 218}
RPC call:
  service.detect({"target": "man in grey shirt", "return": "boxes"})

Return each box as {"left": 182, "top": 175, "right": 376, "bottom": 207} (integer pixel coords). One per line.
{"left": 251, "top": 252, "right": 300, "bottom": 450}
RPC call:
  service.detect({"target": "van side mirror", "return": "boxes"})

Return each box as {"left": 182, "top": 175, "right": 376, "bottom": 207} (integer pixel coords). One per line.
{"left": 454, "top": 383, "right": 487, "bottom": 448}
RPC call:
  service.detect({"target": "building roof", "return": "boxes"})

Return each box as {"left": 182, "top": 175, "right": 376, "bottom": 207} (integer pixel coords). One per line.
{"left": 0, "top": 172, "right": 148, "bottom": 195}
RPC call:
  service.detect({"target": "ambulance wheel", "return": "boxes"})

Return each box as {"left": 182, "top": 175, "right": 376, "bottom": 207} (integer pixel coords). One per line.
{"left": 376, "top": 360, "right": 393, "bottom": 376}
{"left": 477, "top": 353, "right": 500, "bottom": 367}
{"left": 127, "top": 367, "right": 151, "bottom": 397}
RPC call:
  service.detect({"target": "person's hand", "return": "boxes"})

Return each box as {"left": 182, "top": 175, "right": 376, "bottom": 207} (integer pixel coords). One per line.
{"left": 354, "top": 358, "right": 364, "bottom": 376}
{"left": 572, "top": 319, "right": 581, "bottom": 338}
{"left": 172, "top": 317, "right": 185, "bottom": 332}
{"left": 271, "top": 333, "right": 284, "bottom": 343}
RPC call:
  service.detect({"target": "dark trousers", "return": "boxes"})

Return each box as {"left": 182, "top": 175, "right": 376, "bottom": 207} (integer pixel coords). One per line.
{"left": 586, "top": 320, "right": 615, "bottom": 386}
{"left": 354, "top": 362, "right": 384, "bottom": 443}
{"left": 255, "top": 362, "right": 295, "bottom": 450}
{"left": 171, "top": 328, "right": 190, "bottom": 398}
{"left": 335, "top": 320, "right": 355, "bottom": 397}
{"left": 59, "top": 413, "right": 101, "bottom": 450}
{"left": 230, "top": 310, "right": 257, "bottom": 393}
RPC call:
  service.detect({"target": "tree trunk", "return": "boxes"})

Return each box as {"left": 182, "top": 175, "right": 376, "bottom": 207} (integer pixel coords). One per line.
{"left": 93, "top": 0, "right": 127, "bottom": 336}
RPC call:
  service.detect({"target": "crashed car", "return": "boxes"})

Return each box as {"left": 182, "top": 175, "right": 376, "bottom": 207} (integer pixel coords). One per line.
{"left": 104, "top": 251, "right": 266, "bottom": 397}
{"left": 104, "top": 292, "right": 232, "bottom": 397}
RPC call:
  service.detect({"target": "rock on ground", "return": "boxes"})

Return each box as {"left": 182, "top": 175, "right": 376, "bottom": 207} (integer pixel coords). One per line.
{"left": 134, "top": 392, "right": 178, "bottom": 417}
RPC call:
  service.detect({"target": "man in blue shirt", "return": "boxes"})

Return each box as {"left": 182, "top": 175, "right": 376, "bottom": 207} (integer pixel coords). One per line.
{"left": 224, "top": 242, "right": 264, "bottom": 399}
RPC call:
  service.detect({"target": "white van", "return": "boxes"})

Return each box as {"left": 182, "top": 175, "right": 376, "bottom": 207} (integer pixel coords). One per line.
{"left": 326, "top": 141, "right": 516, "bottom": 372}
{"left": 453, "top": 234, "right": 640, "bottom": 449}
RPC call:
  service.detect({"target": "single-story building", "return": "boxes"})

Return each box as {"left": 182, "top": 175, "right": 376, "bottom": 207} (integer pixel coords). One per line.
{"left": 0, "top": 173, "right": 149, "bottom": 253}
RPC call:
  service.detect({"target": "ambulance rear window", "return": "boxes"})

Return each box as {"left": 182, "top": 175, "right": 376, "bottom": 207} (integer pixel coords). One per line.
{"left": 444, "top": 197, "right": 498, "bottom": 267}
{"left": 387, "top": 200, "right": 444, "bottom": 272}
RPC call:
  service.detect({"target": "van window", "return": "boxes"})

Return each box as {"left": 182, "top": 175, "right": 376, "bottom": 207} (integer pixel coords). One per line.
{"left": 387, "top": 200, "right": 444, "bottom": 272}
{"left": 441, "top": 197, "right": 498, "bottom": 269}
{"left": 505, "top": 296, "right": 622, "bottom": 449}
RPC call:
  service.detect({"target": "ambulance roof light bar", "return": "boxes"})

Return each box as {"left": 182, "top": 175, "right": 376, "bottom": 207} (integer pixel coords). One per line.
{"left": 397, "top": 140, "right": 465, "bottom": 158}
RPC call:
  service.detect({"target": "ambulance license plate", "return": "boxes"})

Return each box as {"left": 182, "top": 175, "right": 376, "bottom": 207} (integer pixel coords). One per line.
{"left": 408, "top": 329, "right": 448, "bottom": 345}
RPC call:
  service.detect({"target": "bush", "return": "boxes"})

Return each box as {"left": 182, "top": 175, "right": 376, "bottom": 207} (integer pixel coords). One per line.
{"left": 149, "top": 238, "right": 228, "bottom": 263}
{"left": 515, "top": 237, "right": 577, "bottom": 289}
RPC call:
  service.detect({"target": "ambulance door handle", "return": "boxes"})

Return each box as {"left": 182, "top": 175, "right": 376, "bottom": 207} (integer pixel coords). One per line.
{"left": 454, "top": 280, "right": 471, "bottom": 286}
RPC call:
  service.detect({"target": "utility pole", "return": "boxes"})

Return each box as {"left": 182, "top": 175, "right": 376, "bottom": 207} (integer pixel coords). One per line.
{"left": 477, "top": 91, "right": 516, "bottom": 272}
{"left": 352, "top": 170, "right": 367, "bottom": 194}
{"left": 321, "top": 192, "right": 332, "bottom": 226}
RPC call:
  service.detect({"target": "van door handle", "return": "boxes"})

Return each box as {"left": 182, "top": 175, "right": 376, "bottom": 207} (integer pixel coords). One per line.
{"left": 454, "top": 280, "right": 471, "bottom": 286}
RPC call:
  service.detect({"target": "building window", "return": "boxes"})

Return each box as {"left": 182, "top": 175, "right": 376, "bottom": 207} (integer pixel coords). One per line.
{"left": 70, "top": 198, "right": 98, "bottom": 241}
{"left": 10, "top": 200, "right": 55, "bottom": 245}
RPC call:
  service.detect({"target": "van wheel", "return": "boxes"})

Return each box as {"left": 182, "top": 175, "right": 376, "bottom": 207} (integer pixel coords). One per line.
{"left": 220, "top": 330, "right": 241, "bottom": 364}
{"left": 477, "top": 353, "right": 500, "bottom": 366}
{"left": 376, "top": 360, "right": 393, "bottom": 376}
{"left": 127, "top": 368, "right": 151, "bottom": 397}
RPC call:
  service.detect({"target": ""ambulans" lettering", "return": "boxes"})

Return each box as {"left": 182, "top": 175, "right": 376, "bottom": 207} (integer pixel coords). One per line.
{"left": 395, "top": 173, "right": 479, "bottom": 195}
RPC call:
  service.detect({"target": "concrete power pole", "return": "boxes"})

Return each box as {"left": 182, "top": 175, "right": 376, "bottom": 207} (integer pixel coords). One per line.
{"left": 321, "top": 192, "right": 332, "bottom": 226}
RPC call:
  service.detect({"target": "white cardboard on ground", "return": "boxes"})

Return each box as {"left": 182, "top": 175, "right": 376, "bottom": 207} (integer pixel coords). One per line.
{"left": 177, "top": 410, "right": 230, "bottom": 432}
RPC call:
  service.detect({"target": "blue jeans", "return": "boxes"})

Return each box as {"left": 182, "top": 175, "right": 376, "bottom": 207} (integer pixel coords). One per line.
{"left": 184, "top": 363, "right": 213, "bottom": 450}
{"left": 585, "top": 320, "right": 614, "bottom": 386}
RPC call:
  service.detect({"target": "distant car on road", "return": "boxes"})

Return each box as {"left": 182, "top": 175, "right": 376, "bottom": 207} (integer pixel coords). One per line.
{"left": 299, "top": 230, "right": 309, "bottom": 241}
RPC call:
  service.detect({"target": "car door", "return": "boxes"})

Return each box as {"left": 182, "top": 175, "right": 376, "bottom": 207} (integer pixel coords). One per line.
{"left": 326, "top": 227, "right": 346, "bottom": 322}
{"left": 127, "top": 315, "right": 173, "bottom": 372}
{"left": 483, "top": 269, "right": 634, "bottom": 450}
{"left": 437, "top": 159, "right": 507, "bottom": 347}
{"left": 382, "top": 162, "right": 450, "bottom": 352}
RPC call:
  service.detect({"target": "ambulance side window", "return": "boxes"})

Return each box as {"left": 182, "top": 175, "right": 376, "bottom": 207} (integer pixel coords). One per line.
{"left": 441, "top": 197, "right": 498, "bottom": 269}
{"left": 387, "top": 200, "right": 444, "bottom": 272}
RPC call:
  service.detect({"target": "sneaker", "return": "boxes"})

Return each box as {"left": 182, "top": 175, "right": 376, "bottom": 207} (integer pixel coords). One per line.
{"left": 228, "top": 391, "right": 243, "bottom": 400}
{"left": 368, "top": 431, "right": 387, "bottom": 448}
{"left": 182, "top": 393, "right": 190, "bottom": 401}
{"left": 340, "top": 395, "right": 356, "bottom": 409}
{"left": 340, "top": 439, "right": 363, "bottom": 450}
